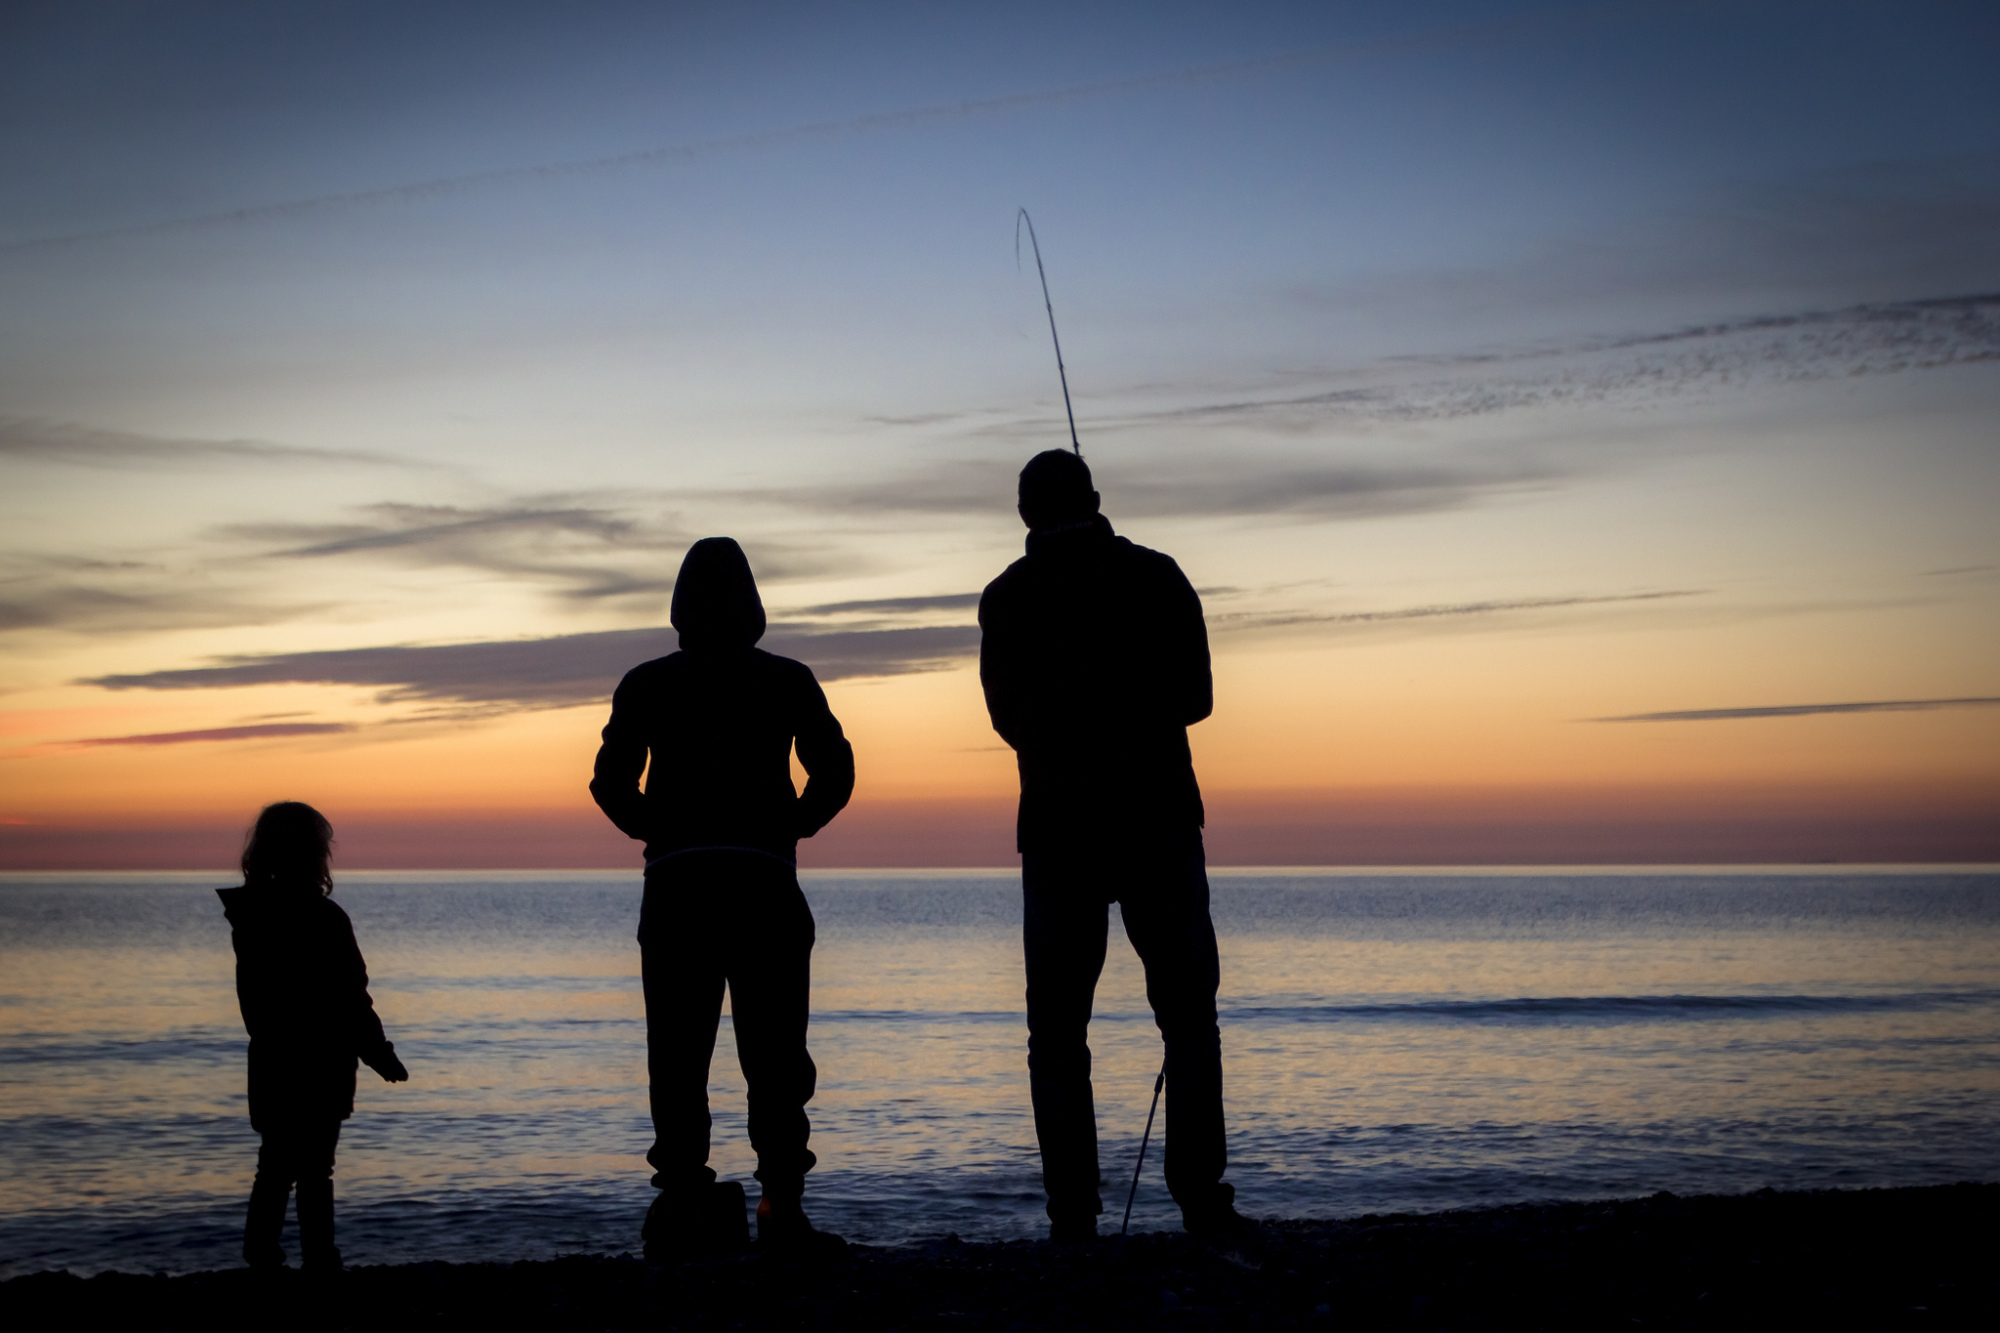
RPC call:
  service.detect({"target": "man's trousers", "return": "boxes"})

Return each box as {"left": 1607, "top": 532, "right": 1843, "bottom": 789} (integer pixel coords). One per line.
{"left": 1022, "top": 838, "right": 1230, "bottom": 1222}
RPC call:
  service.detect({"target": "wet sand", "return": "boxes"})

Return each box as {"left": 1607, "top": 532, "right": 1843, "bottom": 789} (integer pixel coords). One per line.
{"left": 6, "top": 1183, "right": 1994, "bottom": 1330}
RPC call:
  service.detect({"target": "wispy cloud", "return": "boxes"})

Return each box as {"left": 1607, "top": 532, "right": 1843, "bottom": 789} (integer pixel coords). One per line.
{"left": 224, "top": 501, "right": 693, "bottom": 603}
{"left": 785, "top": 293, "right": 2000, "bottom": 526}
{"left": 1114, "top": 460, "right": 1564, "bottom": 520}
{"left": 1094, "top": 292, "right": 2000, "bottom": 439}
{"left": 0, "top": 419, "right": 413, "bottom": 471}
{"left": 1290, "top": 154, "right": 2000, "bottom": 334}
{"left": 1216, "top": 589, "right": 1706, "bottom": 632}
{"left": 82, "top": 623, "right": 980, "bottom": 711}
{"left": 760, "top": 455, "right": 1569, "bottom": 523}
{"left": 0, "top": 579, "right": 328, "bottom": 636}
{"left": 1595, "top": 697, "right": 2000, "bottom": 722}
{"left": 223, "top": 501, "right": 854, "bottom": 604}
{"left": 68, "top": 722, "right": 356, "bottom": 747}
{"left": 797, "top": 593, "right": 983, "bottom": 616}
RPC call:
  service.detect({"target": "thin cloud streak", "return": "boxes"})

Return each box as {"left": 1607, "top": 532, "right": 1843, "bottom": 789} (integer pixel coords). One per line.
{"left": 69, "top": 722, "right": 355, "bottom": 747}
{"left": 1596, "top": 697, "right": 2000, "bottom": 722}
{"left": 222, "top": 502, "right": 699, "bottom": 604}
{"left": 0, "top": 1, "right": 1646, "bottom": 255}
{"left": 792, "top": 293, "right": 1999, "bottom": 524}
{"left": 1096, "top": 292, "right": 2000, "bottom": 436}
{"left": 757, "top": 456, "right": 1567, "bottom": 523}
{"left": 0, "top": 583, "right": 330, "bottom": 636}
{"left": 1219, "top": 589, "right": 1706, "bottom": 632}
{"left": 798, "top": 593, "right": 984, "bottom": 616}
{"left": 82, "top": 623, "right": 981, "bottom": 710}
{"left": 0, "top": 419, "right": 416, "bottom": 471}
{"left": 224, "top": 503, "right": 853, "bottom": 602}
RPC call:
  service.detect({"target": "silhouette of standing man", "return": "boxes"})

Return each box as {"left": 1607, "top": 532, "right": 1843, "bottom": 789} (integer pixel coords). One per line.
{"left": 591, "top": 537, "right": 854, "bottom": 1256}
{"left": 979, "top": 450, "right": 1247, "bottom": 1242}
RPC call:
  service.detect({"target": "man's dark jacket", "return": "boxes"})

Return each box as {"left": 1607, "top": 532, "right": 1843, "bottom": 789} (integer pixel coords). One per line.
{"left": 218, "top": 886, "right": 396, "bottom": 1131}
{"left": 979, "top": 513, "right": 1211, "bottom": 853}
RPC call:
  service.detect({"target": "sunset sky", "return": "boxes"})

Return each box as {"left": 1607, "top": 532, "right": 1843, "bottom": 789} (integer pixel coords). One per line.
{"left": 3, "top": 0, "right": 1996, "bottom": 868}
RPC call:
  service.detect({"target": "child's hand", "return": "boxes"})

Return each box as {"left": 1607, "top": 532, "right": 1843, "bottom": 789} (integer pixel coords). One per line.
{"left": 375, "top": 1053, "right": 410, "bottom": 1083}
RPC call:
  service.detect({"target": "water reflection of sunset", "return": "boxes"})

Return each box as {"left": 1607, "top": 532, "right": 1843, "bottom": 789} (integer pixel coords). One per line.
{"left": 6, "top": 870, "right": 1996, "bottom": 1274}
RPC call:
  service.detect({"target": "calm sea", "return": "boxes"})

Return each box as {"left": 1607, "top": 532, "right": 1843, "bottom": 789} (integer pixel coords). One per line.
{"left": 2, "top": 867, "right": 1997, "bottom": 1277}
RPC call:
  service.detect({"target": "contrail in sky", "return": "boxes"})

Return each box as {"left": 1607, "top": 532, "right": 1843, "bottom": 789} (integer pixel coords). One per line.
{"left": 0, "top": 0, "right": 1670, "bottom": 256}
{"left": 1596, "top": 697, "right": 2000, "bottom": 722}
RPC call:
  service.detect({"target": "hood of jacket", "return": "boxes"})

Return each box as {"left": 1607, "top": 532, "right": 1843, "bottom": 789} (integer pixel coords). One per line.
{"left": 217, "top": 883, "right": 321, "bottom": 926}
{"left": 671, "top": 537, "right": 767, "bottom": 651}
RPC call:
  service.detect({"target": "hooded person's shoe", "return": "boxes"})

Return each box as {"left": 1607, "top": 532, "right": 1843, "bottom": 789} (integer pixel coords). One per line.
{"left": 1047, "top": 1212, "right": 1098, "bottom": 1244}
{"left": 644, "top": 1181, "right": 750, "bottom": 1261}
{"left": 242, "top": 1240, "right": 287, "bottom": 1270}
{"left": 755, "top": 1195, "right": 847, "bottom": 1257}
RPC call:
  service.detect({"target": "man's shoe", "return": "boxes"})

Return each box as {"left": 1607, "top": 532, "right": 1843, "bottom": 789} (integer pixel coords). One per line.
{"left": 756, "top": 1196, "right": 848, "bottom": 1257}
{"left": 644, "top": 1181, "right": 751, "bottom": 1260}
{"left": 1182, "top": 1201, "right": 1257, "bottom": 1242}
{"left": 1048, "top": 1213, "right": 1098, "bottom": 1244}
{"left": 300, "top": 1246, "right": 344, "bottom": 1276}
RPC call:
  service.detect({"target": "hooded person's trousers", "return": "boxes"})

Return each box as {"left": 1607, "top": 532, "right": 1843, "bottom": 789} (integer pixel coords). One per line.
{"left": 640, "top": 850, "right": 819, "bottom": 1203}
{"left": 244, "top": 1117, "right": 342, "bottom": 1265}
{"left": 1022, "top": 838, "right": 1230, "bottom": 1223}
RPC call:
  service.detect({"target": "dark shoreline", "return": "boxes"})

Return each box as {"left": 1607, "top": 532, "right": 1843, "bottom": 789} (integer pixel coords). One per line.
{"left": 6, "top": 1183, "right": 1995, "bottom": 1330}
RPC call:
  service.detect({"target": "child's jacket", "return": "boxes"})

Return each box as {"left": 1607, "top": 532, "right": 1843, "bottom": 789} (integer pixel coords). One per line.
{"left": 218, "top": 885, "right": 397, "bottom": 1131}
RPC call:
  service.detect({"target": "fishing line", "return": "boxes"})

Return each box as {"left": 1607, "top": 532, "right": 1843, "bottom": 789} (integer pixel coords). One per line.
{"left": 1015, "top": 208, "right": 1081, "bottom": 456}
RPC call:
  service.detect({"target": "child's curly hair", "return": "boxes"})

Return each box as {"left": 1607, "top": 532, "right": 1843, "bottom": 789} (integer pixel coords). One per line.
{"left": 240, "top": 801, "right": 334, "bottom": 895}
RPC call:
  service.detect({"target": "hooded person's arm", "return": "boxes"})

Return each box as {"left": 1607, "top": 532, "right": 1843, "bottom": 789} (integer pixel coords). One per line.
{"left": 589, "top": 667, "right": 654, "bottom": 842}
{"left": 792, "top": 667, "right": 855, "bottom": 838}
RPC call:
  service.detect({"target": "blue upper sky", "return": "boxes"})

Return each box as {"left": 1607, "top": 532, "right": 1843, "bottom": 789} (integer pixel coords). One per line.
{"left": 8, "top": 1, "right": 1995, "bottom": 423}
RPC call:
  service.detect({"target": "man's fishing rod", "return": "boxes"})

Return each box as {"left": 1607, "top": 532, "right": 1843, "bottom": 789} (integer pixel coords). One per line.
{"left": 1015, "top": 208, "right": 1082, "bottom": 457}
{"left": 1017, "top": 208, "right": 1163, "bottom": 1231}
{"left": 1121, "top": 1056, "right": 1167, "bottom": 1235}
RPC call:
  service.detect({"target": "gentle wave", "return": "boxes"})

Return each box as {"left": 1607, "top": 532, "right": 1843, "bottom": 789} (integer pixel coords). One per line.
{"left": 10, "top": 991, "right": 1995, "bottom": 1069}
{"left": 1221, "top": 989, "right": 2000, "bottom": 1024}
{"left": 754, "top": 990, "right": 2000, "bottom": 1027}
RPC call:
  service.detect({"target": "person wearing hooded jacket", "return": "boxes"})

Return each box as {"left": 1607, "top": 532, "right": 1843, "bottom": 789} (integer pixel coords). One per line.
{"left": 218, "top": 801, "right": 408, "bottom": 1273}
{"left": 590, "top": 537, "right": 855, "bottom": 1255}
{"left": 979, "top": 449, "right": 1248, "bottom": 1243}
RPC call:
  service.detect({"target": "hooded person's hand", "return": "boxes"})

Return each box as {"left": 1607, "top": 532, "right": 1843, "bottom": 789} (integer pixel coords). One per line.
{"left": 370, "top": 1049, "right": 410, "bottom": 1083}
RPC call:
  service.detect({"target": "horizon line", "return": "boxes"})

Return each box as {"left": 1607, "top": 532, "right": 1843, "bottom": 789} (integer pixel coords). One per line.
{"left": 3, "top": 862, "right": 1995, "bottom": 878}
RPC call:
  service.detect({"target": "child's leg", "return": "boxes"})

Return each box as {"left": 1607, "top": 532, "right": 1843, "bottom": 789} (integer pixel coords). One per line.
{"left": 290, "top": 1119, "right": 344, "bottom": 1271}
{"left": 244, "top": 1131, "right": 295, "bottom": 1267}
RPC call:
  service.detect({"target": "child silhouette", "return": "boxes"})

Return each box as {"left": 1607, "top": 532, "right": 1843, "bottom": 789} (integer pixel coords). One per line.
{"left": 218, "top": 801, "right": 407, "bottom": 1272}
